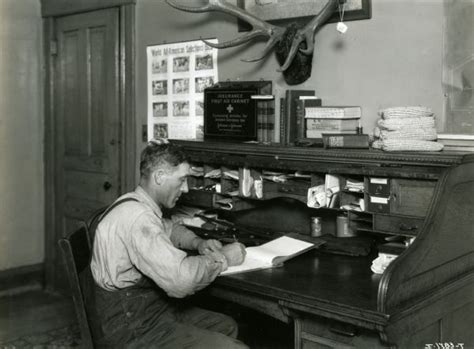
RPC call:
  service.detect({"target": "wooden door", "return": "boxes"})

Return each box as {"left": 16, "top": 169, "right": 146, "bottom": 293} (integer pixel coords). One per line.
{"left": 52, "top": 8, "right": 120, "bottom": 289}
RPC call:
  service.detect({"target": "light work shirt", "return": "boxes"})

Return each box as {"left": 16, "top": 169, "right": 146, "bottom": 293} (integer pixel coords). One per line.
{"left": 91, "top": 186, "right": 224, "bottom": 298}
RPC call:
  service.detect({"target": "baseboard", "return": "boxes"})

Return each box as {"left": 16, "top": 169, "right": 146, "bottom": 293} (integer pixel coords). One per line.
{"left": 0, "top": 263, "right": 44, "bottom": 297}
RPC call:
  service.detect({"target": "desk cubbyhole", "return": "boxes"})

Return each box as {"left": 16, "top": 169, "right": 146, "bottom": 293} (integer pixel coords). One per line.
{"left": 262, "top": 169, "right": 312, "bottom": 204}
{"left": 338, "top": 175, "right": 365, "bottom": 211}
{"left": 340, "top": 175, "right": 365, "bottom": 194}
{"left": 221, "top": 166, "right": 239, "bottom": 195}
{"left": 202, "top": 164, "right": 221, "bottom": 191}
{"left": 339, "top": 191, "right": 365, "bottom": 212}
{"left": 348, "top": 211, "right": 373, "bottom": 232}
{"left": 188, "top": 163, "right": 205, "bottom": 190}
{"left": 239, "top": 167, "right": 263, "bottom": 199}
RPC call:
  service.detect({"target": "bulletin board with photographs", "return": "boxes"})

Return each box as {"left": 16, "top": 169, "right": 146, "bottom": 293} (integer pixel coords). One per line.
{"left": 147, "top": 38, "right": 219, "bottom": 140}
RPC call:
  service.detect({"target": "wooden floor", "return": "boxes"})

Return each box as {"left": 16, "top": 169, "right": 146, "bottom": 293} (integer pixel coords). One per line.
{"left": 0, "top": 289, "right": 293, "bottom": 348}
{"left": 0, "top": 289, "right": 76, "bottom": 343}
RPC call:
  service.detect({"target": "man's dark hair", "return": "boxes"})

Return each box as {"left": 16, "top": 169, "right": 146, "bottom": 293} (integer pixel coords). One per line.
{"left": 139, "top": 141, "right": 189, "bottom": 178}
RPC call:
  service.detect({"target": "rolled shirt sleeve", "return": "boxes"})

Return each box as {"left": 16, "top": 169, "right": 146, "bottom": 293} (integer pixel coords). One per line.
{"left": 167, "top": 220, "right": 201, "bottom": 251}
{"left": 128, "top": 212, "right": 224, "bottom": 298}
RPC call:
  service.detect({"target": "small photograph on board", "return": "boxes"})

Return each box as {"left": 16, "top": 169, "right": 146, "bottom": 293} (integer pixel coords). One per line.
{"left": 195, "top": 101, "right": 204, "bottom": 116}
{"left": 151, "top": 58, "right": 167, "bottom": 74}
{"left": 152, "top": 102, "right": 168, "bottom": 117}
{"left": 152, "top": 80, "right": 168, "bottom": 95}
{"left": 173, "top": 56, "right": 190, "bottom": 72}
{"left": 195, "top": 54, "right": 213, "bottom": 70}
{"left": 153, "top": 123, "right": 168, "bottom": 139}
{"left": 195, "top": 76, "right": 214, "bottom": 93}
{"left": 173, "top": 78, "right": 190, "bottom": 94}
{"left": 173, "top": 101, "right": 190, "bottom": 116}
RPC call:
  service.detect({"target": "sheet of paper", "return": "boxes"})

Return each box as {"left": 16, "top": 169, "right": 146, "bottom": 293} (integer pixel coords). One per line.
{"left": 221, "top": 256, "right": 272, "bottom": 276}
{"left": 252, "top": 236, "right": 313, "bottom": 261}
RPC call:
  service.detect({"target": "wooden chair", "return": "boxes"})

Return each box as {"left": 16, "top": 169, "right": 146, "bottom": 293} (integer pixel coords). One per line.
{"left": 58, "top": 225, "right": 95, "bottom": 349}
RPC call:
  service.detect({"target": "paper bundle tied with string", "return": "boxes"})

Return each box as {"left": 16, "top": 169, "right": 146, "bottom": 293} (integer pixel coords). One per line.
{"left": 372, "top": 106, "right": 444, "bottom": 152}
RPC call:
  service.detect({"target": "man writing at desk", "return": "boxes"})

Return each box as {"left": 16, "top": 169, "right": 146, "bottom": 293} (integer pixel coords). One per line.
{"left": 90, "top": 139, "right": 247, "bottom": 348}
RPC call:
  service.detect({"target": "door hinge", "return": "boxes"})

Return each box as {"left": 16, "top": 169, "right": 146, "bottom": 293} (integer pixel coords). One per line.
{"left": 50, "top": 40, "right": 58, "bottom": 56}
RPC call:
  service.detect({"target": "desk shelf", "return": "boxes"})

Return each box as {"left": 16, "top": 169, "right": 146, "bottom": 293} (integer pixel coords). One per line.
{"left": 179, "top": 142, "right": 440, "bottom": 240}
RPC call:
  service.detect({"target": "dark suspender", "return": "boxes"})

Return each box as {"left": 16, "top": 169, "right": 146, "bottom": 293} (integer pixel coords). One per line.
{"left": 87, "top": 197, "right": 139, "bottom": 241}
{"left": 97, "top": 197, "right": 139, "bottom": 223}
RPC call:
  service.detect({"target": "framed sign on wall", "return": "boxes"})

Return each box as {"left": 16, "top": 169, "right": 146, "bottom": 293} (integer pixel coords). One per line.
{"left": 147, "top": 38, "right": 219, "bottom": 140}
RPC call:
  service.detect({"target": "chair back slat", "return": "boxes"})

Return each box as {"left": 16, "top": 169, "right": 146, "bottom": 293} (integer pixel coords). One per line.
{"left": 58, "top": 225, "right": 95, "bottom": 349}
{"left": 67, "top": 226, "right": 92, "bottom": 273}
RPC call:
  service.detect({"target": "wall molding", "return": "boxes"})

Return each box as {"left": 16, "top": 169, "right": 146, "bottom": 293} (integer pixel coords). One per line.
{"left": 0, "top": 263, "right": 44, "bottom": 297}
{"left": 41, "top": 0, "right": 136, "bottom": 17}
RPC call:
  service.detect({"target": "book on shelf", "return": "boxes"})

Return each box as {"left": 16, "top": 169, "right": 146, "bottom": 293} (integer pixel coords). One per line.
{"left": 283, "top": 89, "right": 316, "bottom": 144}
{"left": 295, "top": 96, "right": 322, "bottom": 140}
{"left": 252, "top": 95, "right": 275, "bottom": 143}
{"left": 252, "top": 95, "right": 273, "bottom": 142}
{"left": 279, "top": 97, "right": 287, "bottom": 144}
{"left": 322, "top": 133, "right": 370, "bottom": 149}
{"left": 306, "top": 129, "right": 357, "bottom": 138}
{"left": 305, "top": 106, "right": 362, "bottom": 119}
{"left": 220, "top": 236, "right": 317, "bottom": 275}
{"left": 265, "top": 99, "right": 276, "bottom": 143}
{"left": 306, "top": 118, "right": 360, "bottom": 131}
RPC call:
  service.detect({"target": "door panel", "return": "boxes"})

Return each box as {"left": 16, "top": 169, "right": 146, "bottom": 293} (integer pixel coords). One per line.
{"left": 53, "top": 8, "right": 120, "bottom": 289}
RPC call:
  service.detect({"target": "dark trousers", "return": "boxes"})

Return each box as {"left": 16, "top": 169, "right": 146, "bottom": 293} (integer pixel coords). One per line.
{"left": 90, "top": 278, "right": 248, "bottom": 348}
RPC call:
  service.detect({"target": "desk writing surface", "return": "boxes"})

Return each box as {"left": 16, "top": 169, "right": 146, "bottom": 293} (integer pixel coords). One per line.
{"left": 217, "top": 250, "right": 381, "bottom": 314}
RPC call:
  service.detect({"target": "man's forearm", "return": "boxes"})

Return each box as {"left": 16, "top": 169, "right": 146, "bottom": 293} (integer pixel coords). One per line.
{"left": 170, "top": 222, "right": 201, "bottom": 250}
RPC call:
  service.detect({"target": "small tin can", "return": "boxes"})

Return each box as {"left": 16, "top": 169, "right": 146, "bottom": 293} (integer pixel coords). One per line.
{"left": 310, "top": 217, "right": 322, "bottom": 237}
{"left": 336, "top": 215, "right": 356, "bottom": 237}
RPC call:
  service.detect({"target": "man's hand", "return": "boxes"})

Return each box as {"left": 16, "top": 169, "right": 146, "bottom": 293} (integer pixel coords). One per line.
{"left": 207, "top": 250, "right": 228, "bottom": 272}
{"left": 220, "top": 242, "right": 246, "bottom": 266}
{"left": 196, "top": 238, "right": 223, "bottom": 255}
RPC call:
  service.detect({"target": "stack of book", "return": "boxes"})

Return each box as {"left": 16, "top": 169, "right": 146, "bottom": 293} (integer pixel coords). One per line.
{"left": 280, "top": 89, "right": 317, "bottom": 145}
{"left": 304, "top": 106, "right": 361, "bottom": 139}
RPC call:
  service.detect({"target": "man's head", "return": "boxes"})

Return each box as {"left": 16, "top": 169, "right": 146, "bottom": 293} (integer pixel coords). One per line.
{"left": 139, "top": 139, "right": 190, "bottom": 209}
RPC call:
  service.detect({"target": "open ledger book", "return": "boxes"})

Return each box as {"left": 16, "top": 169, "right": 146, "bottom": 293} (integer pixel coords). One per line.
{"left": 221, "top": 236, "right": 317, "bottom": 276}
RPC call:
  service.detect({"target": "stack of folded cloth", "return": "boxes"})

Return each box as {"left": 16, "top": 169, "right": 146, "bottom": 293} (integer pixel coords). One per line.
{"left": 372, "top": 106, "right": 444, "bottom": 152}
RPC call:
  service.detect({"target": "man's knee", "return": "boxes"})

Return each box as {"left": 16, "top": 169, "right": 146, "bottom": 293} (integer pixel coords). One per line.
{"left": 179, "top": 307, "right": 240, "bottom": 338}
{"left": 159, "top": 323, "right": 248, "bottom": 349}
{"left": 217, "top": 312, "right": 239, "bottom": 338}
{"left": 195, "top": 310, "right": 239, "bottom": 338}
{"left": 198, "top": 330, "right": 248, "bottom": 349}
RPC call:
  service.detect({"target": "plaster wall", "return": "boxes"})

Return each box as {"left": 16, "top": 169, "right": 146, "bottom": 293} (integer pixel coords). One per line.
{"left": 136, "top": 0, "right": 444, "bottom": 156}
{"left": 0, "top": 0, "right": 44, "bottom": 270}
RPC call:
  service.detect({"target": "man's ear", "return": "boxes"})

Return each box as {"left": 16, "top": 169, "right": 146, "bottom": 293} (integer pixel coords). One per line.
{"left": 153, "top": 169, "right": 166, "bottom": 186}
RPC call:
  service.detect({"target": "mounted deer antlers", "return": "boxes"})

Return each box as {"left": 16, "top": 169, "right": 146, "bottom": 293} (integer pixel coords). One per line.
{"left": 166, "top": 0, "right": 339, "bottom": 85}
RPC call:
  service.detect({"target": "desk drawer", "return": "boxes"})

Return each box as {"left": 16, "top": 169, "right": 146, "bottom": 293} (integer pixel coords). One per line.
{"left": 367, "top": 196, "right": 390, "bottom": 214}
{"left": 390, "top": 179, "right": 435, "bottom": 216}
{"left": 297, "top": 317, "right": 387, "bottom": 349}
{"left": 366, "top": 177, "right": 390, "bottom": 196}
{"left": 374, "top": 214, "right": 424, "bottom": 236}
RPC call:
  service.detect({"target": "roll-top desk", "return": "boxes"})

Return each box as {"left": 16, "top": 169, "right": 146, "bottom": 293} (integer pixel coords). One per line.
{"left": 174, "top": 140, "right": 474, "bottom": 348}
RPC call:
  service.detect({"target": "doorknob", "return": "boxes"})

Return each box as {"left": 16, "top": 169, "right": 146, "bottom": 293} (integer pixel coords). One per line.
{"left": 103, "top": 181, "right": 112, "bottom": 191}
